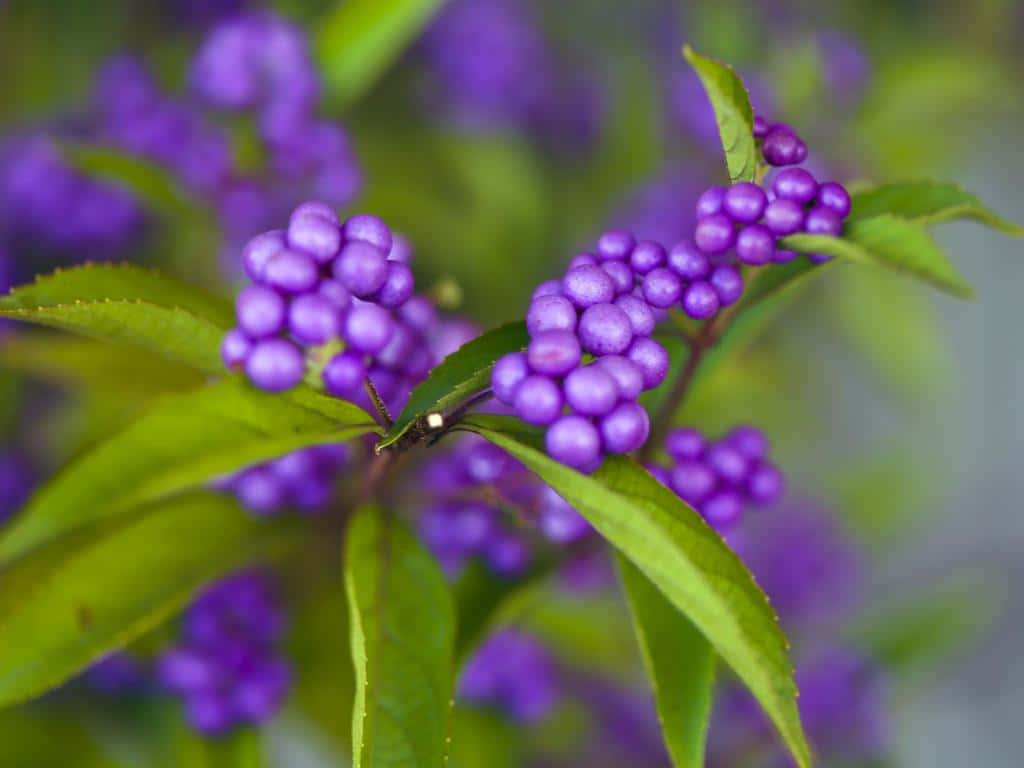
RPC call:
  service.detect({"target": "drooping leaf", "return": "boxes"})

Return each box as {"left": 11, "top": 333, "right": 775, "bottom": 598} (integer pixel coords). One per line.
{"left": 317, "top": 0, "right": 447, "bottom": 108}
{"left": 682, "top": 46, "right": 757, "bottom": 183}
{"left": 462, "top": 416, "right": 811, "bottom": 768}
{"left": 377, "top": 321, "right": 529, "bottom": 451}
{"left": 618, "top": 555, "right": 716, "bottom": 767}
{"left": 782, "top": 214, "right": 973, "bottom": 298}
{"left": 0, "top": 378, "right": 378, "bottom": 564}
{"left": 851, "top": 180, "right": 1024, "bottom": 235}
{"left": 345, "top": 505, "right": 456, "bottom": 768}
{"left": 0, "top": 492, "right": 300, "bottom": 706}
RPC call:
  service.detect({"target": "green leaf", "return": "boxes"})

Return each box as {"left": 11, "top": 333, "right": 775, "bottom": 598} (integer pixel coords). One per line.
{"left": 448, "top": 708, "right": 523, "bottom": 768}
{"left": 0, "top": 378, "right": 378, "bottom": 564}
{"left": 682, "top": 46, "right": 757, "bottom": 183}
{"left": 0, "top": 491, "right": 300, "bottom": 706}
{"left": 617, "top": 555, "right": 716, "bottom": 767}
{"left": 0, "top": 264, "right": 234, "bottom": 373}
{"left": 462, "top": 416, "right": 811, "bottom": 768}
{"left": 851, "top": 181, "right": 1024, "bottom": 235}
{"left": 782, "top": 214, "right": 973, "bottom": 298}
{"left": 345, "top": 505, "right": 456, "bottom": 768}
{"left": 377, "top": 321, "right": 529, "bottom": 451}
{"left": 317, "top": 0, "right": 447, "bottom": 108}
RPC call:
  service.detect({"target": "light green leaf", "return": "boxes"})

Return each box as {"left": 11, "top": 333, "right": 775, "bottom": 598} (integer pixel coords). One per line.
{"left": 851, "top": 181, "right": 1024, "bottom": 234}
{"left": 782, "top": 214, "right": 973, "bottom": 298}
{"left": 377, "top": 321, "right": 529, "bottom": 451}
{"left": 345, "top": 505, "right": 456, "bottom": 768}
{"left": 618, "top": 555, "right": 716, "bottom": 767}
{"left": 0, "top": 378, "right": 378, "bottom": 564}
{"left": 682, "top": 46, "right": 757, "bottom": 183}
{"left": 317, "top": 0, "right": 447, "bottom": 107}
{"left": 462, "top": 416, "right": 811, "bottom": 768}
{"left": 0, "top": 491, "right": 300, "bottom": 706}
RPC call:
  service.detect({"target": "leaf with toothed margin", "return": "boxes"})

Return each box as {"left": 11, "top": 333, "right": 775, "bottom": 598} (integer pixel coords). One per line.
{"left": 376, "top": 321, "right": 529, "bottom": 451}
{"left": 683, "top": 46, "right": 757, "bottom": 184}
{"left": 461, "top": 415, "right": 812, "bottom": 768}
{"left": 850, "top": 181, "right": 1024, "bottom": 235}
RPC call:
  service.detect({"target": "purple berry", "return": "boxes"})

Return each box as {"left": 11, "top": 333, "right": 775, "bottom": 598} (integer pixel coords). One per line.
{"left": 723, "top": 182, "right": 767, "bottom": 223}
{"left": 596, "top": 229, "right": 635, "bottom": 261}
{"left": 695, "top": 186, "right": 726, "bottom": 218}
{"left": 762, "top": 130, "right": 806, "bottom": 166}
{"left": 594, "top": 355, "right": 644, "bottom": 400}
{"left": 492, "top": 352, "right": 529, "bottom": 405}
{"left": 527, "top": 295, "right": 577, "bottom": 337}
{"left": 241, "top": 230, "right": 286, "bottom": 282}
{"left": 527, "top": 330, "right": 582, "bottom": 377}
{"left": 538, "top": 487, "right": 590, "bottom": 543}
{"left": 342, "top": 213, "right": 392, "bottom": 254}
{"left": 763, "top": 199, "right": 805, "bottom": 236}
{"left": 772, "top": 168, "right": 818, "bottom": 204}
{"left": 317, "top": 279, "right": 352, "bottom": 310}
{"left": 694, "top": 213, "right": 735, "bottom": 255}
{"left": 817, "top": 182, "right": 851, "bottom": 217}
{"left": 728, "top": 425, "right": 769, "bottom": 461}
{"left": 545, "top": 415, "right": 602, "bottom": 470}
{"left": 344, "top": 303, "right": 394, "bottom": 353}
{"left": 642, "top": 267, "right": 684, "bottom": 309}
{"left": 626, "top": 338, "right": 669, "bottom": 390}
{"left": 747, "top": 462, "right": 785, "bottom": 504}
{"left": 333, "top": 241, "right": 388, "bottom": 298}
{"left": 701, "top": 490, "right": 744, "bottom": 529}
{"left": 374, "top": 261, "right": 415, "bottom": 308}
{"left": 234, "top": 467, "right": 286, "bottom": 516}
{"left": 752, "top": 115, "right": 768, "bottom": 138}
{"left": 487, "top": 533, "right": 531, "bottom": 576}
{"left": 667, "top": 240, "right": 710, "bottom": 281}
{"left": 562, "top": 264, "right": 616, "bottom": 308}
{"left": 221, "top": 328, "right": 252, "bottom": 370}
{"left": 287, "top": 207, "right": 340, "bottom": 263}
{"left": 614, "top": 294, "right": 656, "bottom": 337}
{"left": 388, "top": 233, "right": 414, "bottom": 263}
{"left": 186, "top": 692, "right": 233, "bottom": 735}
{"left": 599, "top": 402, "right": 650, "bottom": 454}
{"left": 577, "top": 302, "right": 633, "bottom": 356}
{"left": 709, "top": 265, "right": 743, "bottom": 306}
{"left": 263, "top": 249, "right": 319, "bottom": 294}
{"left": 804, "top": 205, "right": 843, "bottom": 237}
{"left": 629, "top": 240, "right": 666, "bottom": 275}
{"left": 375, "top": 323, "right": 415, "bottom": 369}
{"left": 773, "top": 249, "right": 798, "bottom": 263}
{"left": 665, "top": 427, "right": 704, "bottom": 460}
{"left": 601, "top": 260, "right": 635, "bottom": 294}
{"left": 513, "top": 375, "right": 564, "bottom": 425}
{"left": 682, "top": 281, "right": 720, "bottom": 319}
{"left": 236, "top": 284, "right": 286, "bottom": 339}
{"left": 245, "top": 339, "right": 304, "bottom": 392}
{"left": 288, "top": 293, "right": 341, "bottom": 345}
{"left": 563, "top": 365, "right": 619, "bottom": 416}
{"left": 398, "top": 295, "right": 439, "bottom": 331}
{"left": 323, "top": 351, "right": 367, "bottom": 397}
{"left": 532, "top": 279, "right": 563, "bottom": 299}
{"left": 669, "top": 459, "right": 716, "bottom": 503}
{"left": 735, "top": 224, "right": 775, "bottom": 266}
{"left": 706, "top": 443, "right": 750, "bottom": 485}
{"left": 568, "top": 252, "right": 597, "bottom": 270}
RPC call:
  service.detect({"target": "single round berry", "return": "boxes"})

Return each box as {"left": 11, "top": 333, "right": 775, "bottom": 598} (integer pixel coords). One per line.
{"left": 545, "top": 415, "right": 602, "bottom": 470}
{"left": 186, "top": 692, "right": 233, "bottom": 735}
{"left": 601, "top": 260, "right": 635, "bottom": 294}
{"left": 772, "top": 168, "right": 818, "bottom": 204}
{"left": 642, "top": 268, "right": 684, "bottom": 309}
{"left": 513, "top": 375, "right": 564, "bottom": 425}
{"left": 527, "top": 295, "right": 577, "bottom": 337}
{"left": 241, "top": 230, "right": 286, "bottom": 282}
{"left": 263, "top": 249, "right": 319, "bottom": 294}
{"left": 317, "top": 279, "right": 352, "bottom": 310}
{"left": 793, "top": 141, "right": 808, "bottom": 164}
{"left": 322, "top": 351, "right": 366, "bottom": 397}
{"left": 752, "top": 115, "right": 768, "bottom": 138}
{"left": 701, "top": 490, "right": 744, "bottom": 528}
{"left": 372, "top": 261, "right": 414, "bottom": 308}
{"left": 562, "top": 265, "right": 616, "bottom": 308}
{"left": 342, "top": 213, "right": 392, "bottom": 254}
{"left": 629, "top": 240, "right": 666, "bottom": 275}
{"left": 388, "top": 233, "right": 414, "bottom": 264}
{"left": 804, "top": 205, "right": 843, "bottom": 237}
{"left": 595, "top": 355, "right": 644, "bottom": 400}
{"left": 669, "top": 459, "right": 716, "bottom": 503}
{"left": 564, "top": 365, "right": 619, "bottom": 416}
{"left": 538, "top": 487, "right": 591, "bottom": 543}
{"left": 288, "top": 293, "right": 341, "bottom": 345}
{"left": 527, "top": 330, "right": 582, "bottom": 377}
{"left": 614, "top": 294, "right": 656, "bottom": 337}
{"left": 667, "top": 240, "right": 710, "bottom": 281}
{"left": 578, "top": 302, "right": 633, "bottom": 355}
{"left": 627, "top": 338, "right": 669, "bottom": 390}
{"left": 221, "top": 328, "right": 252, "bottom": 370}
{"left": 728, "top": 425, "right": 769, "bottom": 461}
{"left": 596, "top": 229, "right": 635, "bottom": 261}
{"left": 735, "top": 224, "right": 775, "bottom": 266}
{"left": 747, "top": 462, "right": 785, "bottom": 505}
{"left": 682, "top": 281, "right": 720, "bottom": 320}
{"left": 236, "top": 284, "right": 286, "bottom": 339}
{"left": 234, "top": 467, "right": 285, "bottom": 516}
{"left": 290, "top": 202, "right": 337, "bottom": 223}
{"left": 375, "top": 323, "right": 415, "bottom": 370}
{"left": 723, "top": 182, "right": 767, "bottom": 223}
{"left": 706, "top": 443, "right": 750, "bottom": 485}
{"left": 665, "top": 427, "right": 705, "bottom": 460}
{"left": 492, "top": 352, "right": 530, "bottom": 405}
{"left": 287, "top": 207, "right": 340, "bottom": 263}
{"left": 600, "top": 402, "right": 650, "bottom": 454}
{"left": 695, "top": 186, "right": 726, "bottom": 218}
{"left": 344, "top": 303, "right": 394, "bottom": 354}
{"left": 694, "top": 213, "right": 736, "bottom": 255}
{"left": 817, "top": 182, "right": 851, "bottom": 217}
{"left": 333, "top": 241, "right": 388, "bottom": 298}
{"left": 772, "top": 249, "right": 798, "bottom": 264}
{"left": 763, "top": 198, "right": 805, "bottom": 236}
{"left": 451, "top": 503, "right": 496, "bottom": 549}
{"left": 487, "top": 532, "right": 531, "bottom": 576}
{"left": 709, "top": 265, "right": 743, "bottom": 306}
{"left": 398, "top": 295, "right": 439, "bottom": 332}
{"left": 568, "top": 252, "right": 597, "bottom": 270}
{"left": 532, "top": 279, "right": 563, "bottom": 299}
{"left": 762, "top": 130, "right": 806, "bottom": 166}
{"left": 245, "top": 339, "right": 304, "bottom": 392}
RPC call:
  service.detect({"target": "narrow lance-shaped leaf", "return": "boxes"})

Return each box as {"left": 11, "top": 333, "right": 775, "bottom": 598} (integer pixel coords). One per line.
{"left": 0, "top": 378, "right": 378, "bottom": 565}
{"left": 683, "top": 46, "right": 757, "bottom": 183}
{"left": 850, "top": 180, "right": 1024, "bottom": 235}
{"left": 617, "top": 555, "right": 716, "bottom": 768}
{"left": 0, "top": 491, "right": 301, "bottom": 706}
{"left": 462, "top": 416, "right": 811, "bottom": 768}
{"left": 345, "top": 505, "right": 456, "bottom": 768}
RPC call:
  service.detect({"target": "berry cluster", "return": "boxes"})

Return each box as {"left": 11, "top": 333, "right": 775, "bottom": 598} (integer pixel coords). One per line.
{"left": 648, "top": 425, "right": 785, "bottom": 531}
{"left": 157, "top": 570, "right": 290, "bottom": 735}
{"left": 459, "top": 628, "right": 558, "bottom": 723}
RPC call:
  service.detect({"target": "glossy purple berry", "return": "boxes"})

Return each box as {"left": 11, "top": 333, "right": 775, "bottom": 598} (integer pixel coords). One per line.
{"left": 333, "top": 241, "right": 388, "bottom": 298}
{"left": 342, "top": 213, "right": 392, "bottom": 254}
{"left": 288, "top": 293, "right": 341, "bottom": 345}
{"left": 568, "top": 252, "right": 597, "bottom": 270}
{"left": 695, "top": 186, "right": 726, "bottom": 217}
{"left": 563, "top": 365, "right": 619, "bottom": 416}
{"left": 762, "top": 129, "right": 806, "bottom": 166}
{"left": 682, "top": 281, "right": 720, "bottom": 319}
{"left": 492, "top": 352, "right": 529, "bottom": 405}
{"left": 532, "top": 279, "right": 563, "bottom": 299}
{"left": 236, "top": 284, "right": 285, "bottom": 339}
{"left": 728, "top": 425, "right": 769, "bottom": 461}
{"left": 578, "top": 303, "right": 633, "bottom": 356}
{"left": 323, "top": 350, "right": 366, "bottom": 397}
{"left": 513, "top": 375, "right": 564, "bottom": 425}
{"left": 706, "top": 443, "right": 750, "bottom": 485}
{"left": 317, "top": 279, "right": 352, "bottom": 310}
{"left": 263, "top": 249, "right": 319, "bottom": 294}
{"left": 627, "top": 338, "right": 669, "bottom": 390}
{"left": 545, "top": 415, "right": 602, "bottom": 471}
{"left": 735, "top": 224, "right": 775, "bottom": 266}
{"left": 817, "top": 182, "right": 851, "bottom": 217}
{"left": 752, "top": 115, "right": 768, "bottom": 138}
{"left": 398, "top": 295, "right": 438, "bottom": 331}
{"left": 702, "top": 490, "right": 744, "bottom": 528}
{"left": 344, "top": 303, "right": 394, "bottom": 353}
{"left": 694, "top": 213, "right": 736, "bottom": 255}
{"left": 527, "top": 330, "right": 582, "bottom": 377}
{"left": 629, "top": 240, "right": 666, "bottom": 275}
{"left": 245, "top": 339, "right": 304, "bottom": 392}
{"left": 772, "top": 167, "right": 818, "bottom": 204}
{"left": 723, "top": 182, "right": 767, "bottom": 223}
{"left": 596, "top": 229, "right": 635, "bottom": 260}
{"left": 241, "top": 230, "right": 286, "bottom": 282}
{"left": 600, "top": 402, "right": 650, "bottom": 454}
{"left": 601, "top": 260, "right": 635, "bottom": 294}
{"left": 804, "top": 206, "right": 843, "bottom": 237}
{"left": 763, "top": 199, "right": 805, "bottom": 236}
{"left": 562, "top": 264, "right": 615, "bottom": 308}
{"left": 665, "top": 427, "right": 705, "bottom": 460}
{"left": 642, "top": 268, "right": 684, "bottom": 309}
{"left": 747, "top": 462, "right": 785, "bottom": 505}
{"left": 595, "top": 355, "right": 644, "bottom": 400}
{"left": 527, "top": 295, "right": 577, "bottom": 336}
{"left": 375, "top": 261, "right": 415, "bottom": 308}
{"left": 709, "top": 265, "right": 743, "bottom": 306}
{"left": 388, "top": 233, "right": 413, "bottom": 264}
{"left": 221, "top": 328, "right": 252, "bottom": 370}
{"left": 667, "top": 240, "right": 710, "bottom": 281}
{"left": 287, "top": 207, "right": 340, "bottom": 263}
{"left": 670, "top": 459, "right": 716, "bottom": 503}
{"left": 614, "top": 294, "right": 656, "bottom": 337}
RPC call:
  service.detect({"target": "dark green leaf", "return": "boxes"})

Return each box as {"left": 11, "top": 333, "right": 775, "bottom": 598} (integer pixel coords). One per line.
{"left": 378, "top": 321, "right": 529, "bottom": 451}
{"left": 0, "top": 491, "right": 300, "bottom": 706}
{"left": 345, "top": 505, "right": 456, "bottom": 768}
{"left": 618, "top": 555, "right": 716, "bottom": 767}
{"left": 782, "top": 215, "right": 973, "bottom": 298}
{"left": 851, "top": 180, "right": 1024, "bottom": 234}
{"left": 682, "top": 46, "right": 757, "bottom": 183}
{"left": 462, "top": 416, "right": 811, "bottom": 768}
{"left": 0, "top": 378, "right": 378, "bottom": 564}
{"left": 316, "top": 0, "right": 447, "bottom": 107}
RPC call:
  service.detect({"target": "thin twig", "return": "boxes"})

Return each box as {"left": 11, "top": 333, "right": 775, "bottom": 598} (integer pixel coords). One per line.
{"left": 363, "top": 377, "right": 393, "bottom": 431}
